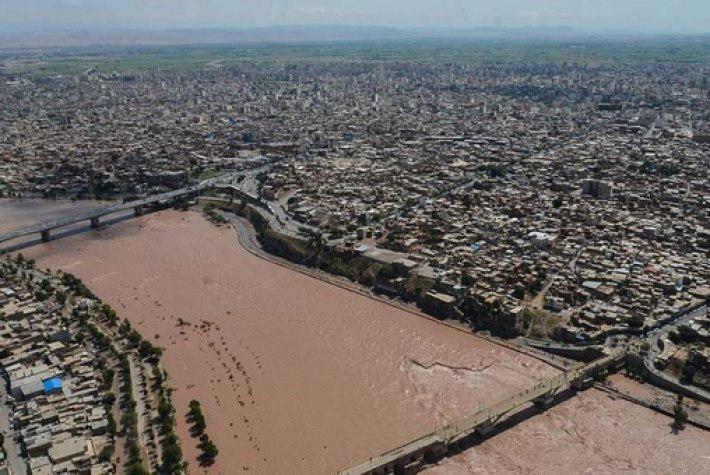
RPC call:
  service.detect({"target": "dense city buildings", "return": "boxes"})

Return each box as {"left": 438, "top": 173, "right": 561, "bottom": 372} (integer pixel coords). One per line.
{"left": 2, "top": 61, "right": 706, "bottom": 343}
{"left": 0, "top": 37, "right": 708, "bottom": 474}
{"left": 0, "top": 258, "right": 115, "bottom": 474}
{"left": 0, "top": 255, "right": 183, "bottom": 474}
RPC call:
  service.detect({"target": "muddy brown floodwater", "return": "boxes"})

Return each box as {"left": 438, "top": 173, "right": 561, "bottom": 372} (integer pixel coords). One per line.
{"left": 4, "top": 206, "right": 561, "bottom": 474}
{"left": 424, "top": 378, "right": 710, "bottom": 474}
{"left": 0, "top": 198, "right": 113, "bottom": 233}
{"left": 4, "top": 203, "right": 706, "bottom": 474}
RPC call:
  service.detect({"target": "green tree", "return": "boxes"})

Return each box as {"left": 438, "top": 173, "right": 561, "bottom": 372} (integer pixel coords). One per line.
{"left": 198, "top": 436, "right": 219, "bottom": 463}
{"left": 672, "top": 395, "right": 688, "bottom": 432}
{"left": 126, "top": 462, "right": 150, "bottom": 475}
{"left": 192, "top": 413, "right": 206, "bottom": 435}
{"left": 119, "top": 319, "right": 132, "bottom": 335}
{"left": 152, "top": 365, "right": 164, "bottom": 388}
{"left": 101, "top": 367, "right": 115, "bottom": 390}
{"left": 103, "top": 392, "right": 116, "bottom": 406}
{"left": 161, "top": 433, "right": 183, "bottom": 473}
{"left": 128, "top": 330, "right": 143, "bottom": 348}
{"left": 98, "top": 443, "right": 114, "bottom": 462}
{"left": 107, "top": 414, "right": 117, "bottom": 436}
{"left": 628, "top": 315, "right": 645, "bottom": 328}
{"left": 378, "top": 264, "right": 399, "bottom": 280}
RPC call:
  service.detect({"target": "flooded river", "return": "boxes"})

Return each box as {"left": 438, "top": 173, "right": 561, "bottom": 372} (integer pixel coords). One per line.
{"left": 424, "top": 379, "right": 710, "bottom": 474}
{"left": 2, "top": 202, "right": 558, "bottom": 473}
{"left": 1, "top": 199, "right": 707, "bottom": 474}
{"left": 0, "top": 198, "right": 112, "bottom": 233}
{"left": 0, "top": 198, "right": 115, "bottom": 251}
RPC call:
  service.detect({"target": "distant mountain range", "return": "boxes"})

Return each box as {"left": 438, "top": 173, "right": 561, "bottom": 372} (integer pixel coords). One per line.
{"left": 412, "top": 26, "right": 577, "bottom": 39}
{"left": 2, "top": 25, "right": 409, "bottom": 47}
{"left": 0, "top": 24, "right": 694, "bottom": 48}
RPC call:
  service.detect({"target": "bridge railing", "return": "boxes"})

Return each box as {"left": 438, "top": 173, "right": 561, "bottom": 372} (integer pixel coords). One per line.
{"left": 342, "top": 349, "right": 627, "bottom": 475}
{"left": 0, "top": 181, "right": 219, "bottom": 245}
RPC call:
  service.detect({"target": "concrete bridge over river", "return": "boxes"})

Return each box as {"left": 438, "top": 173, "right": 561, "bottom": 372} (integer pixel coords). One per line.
{"left": 0, "top": 178, "right": 223, "bottom": 247}
{"left": 0, "top": 161, "right": 277, "bottom": 249}
{"left": 341, "top": 349, "right": 627, "bottom": 475}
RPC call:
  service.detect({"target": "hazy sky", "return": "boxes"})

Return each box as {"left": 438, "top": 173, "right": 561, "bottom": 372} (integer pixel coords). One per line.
{"left": 2, "top": 0, "right": 709, "bottom": 34}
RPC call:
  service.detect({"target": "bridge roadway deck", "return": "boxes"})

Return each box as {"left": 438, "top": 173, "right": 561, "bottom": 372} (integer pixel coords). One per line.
{"left": 341, "top": 349, "right": 626, "bottom": 475}
{"left": 0, "top": 180, "right": 220, "bottom": 245}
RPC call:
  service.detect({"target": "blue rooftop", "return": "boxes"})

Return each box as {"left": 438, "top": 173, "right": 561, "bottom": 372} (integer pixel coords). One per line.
{"left": 42, "top": 377, "right": 62, "bottom": 394}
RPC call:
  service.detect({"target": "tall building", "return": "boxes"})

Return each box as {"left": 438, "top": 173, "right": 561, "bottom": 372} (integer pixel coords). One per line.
{"left": 582, "top": 179, "right": 613, "bottom": 199}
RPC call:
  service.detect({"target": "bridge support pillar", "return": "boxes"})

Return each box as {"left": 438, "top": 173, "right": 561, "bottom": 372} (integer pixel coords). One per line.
{"left": 134, "top": 206, "right": 143, "bottom": 217}
{"left": 533, "top": 394, "right": 555, "bottom": 409}
{"left": 41, "top": 230, "right": 51, "bottom": 243}
{"left": 475, "top": 419, "right": 495, "bottom": 437}
{"left": 571, "top": 377, "right": 593, "bottom": 391}
{"left": 90, "top": 217, "right": 100, "bottom": 229}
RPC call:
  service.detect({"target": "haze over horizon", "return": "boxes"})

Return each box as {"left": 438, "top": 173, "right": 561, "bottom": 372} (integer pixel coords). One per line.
{"left": 2, "top": 0, "right": 709, "bottom": 35}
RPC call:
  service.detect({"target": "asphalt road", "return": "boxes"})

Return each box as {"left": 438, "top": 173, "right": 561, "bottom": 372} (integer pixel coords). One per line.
{"left": 643, "top": 304, "right": 710, "bottom": 403}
